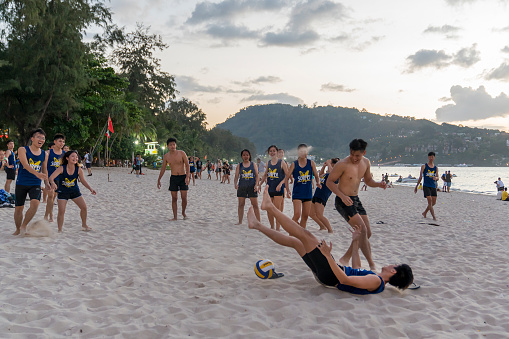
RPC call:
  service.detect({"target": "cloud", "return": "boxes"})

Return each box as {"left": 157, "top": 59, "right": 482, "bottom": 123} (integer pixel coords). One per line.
{"left": 405, "top": 44, "right": 480, "bottom": 72}
{"left": 205, "top": 24, "right": 259, "bottom": 39}
{"left": 423, "top": 24, "right": 461, "bottom": 39}
{"left": 502, "top": 46, "right": 509, "bottom": 53}
{"left": 492, "top": 25, "right": 509, "bottom": 32}
{"left": 444, "top": 0, "right": 477, "bottom": 5}
{"left": 320, "top": 83, "right": 355, "bottom": 92}
{"left": 485, "top": 62, "right": 509, "bottom": 81}
{"left": 435, "top": 85, "right": 509, "bottom": 121}
{"left": 261, "top": 0, "right": 348, "bottom": 47}
{"left": 176, "top": 76, "right": 224, "bottom": 93}
{"left": 234, "top": 76, "right": 282, "bottom": 87}
{"left": 242, "top": 92, "right": 304, "bottom": 105}
{"left": 187, "top": 0, "right": 286, "bottom": 24}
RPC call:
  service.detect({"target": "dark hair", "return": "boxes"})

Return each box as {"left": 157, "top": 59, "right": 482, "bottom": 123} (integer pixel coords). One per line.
{"left": 428, "top": 152, "right": 435, "bottom": 157}
{"left": 267, "top": 145, "right": 278, "bottom": 153}
{"left": 331, "top": 158, "right": 340, "bottom": 164}
{"left": 349, "top": 139, "right": 367, "bottom": 151}
{"left": 278, "top": 148, "right": 284, "bottom": 152}
{"left": 29, "top": 128, "right": 46, "bottom": 139}
{"left": 6, "top": 139, "right": 14, "bottom": 145}
{"left": 241, "top": 149, "right": 252, "bottom": 161}
{"left": 53, "top": 133, "right": 65, "bottom": 141}
{"left": 167, "top": 137, "right": 177, "bottom": 145}
{"left": 298, "top": 143, "right": 308, "bottom": 149}
{"left": 48, "top": 142, "right": 55, "bottom": 149}
{"left": 388, "top": 264, "right": 414, "bottom": 290}
{"left": 61, "top": 150, "right": 80, "bottom": 167}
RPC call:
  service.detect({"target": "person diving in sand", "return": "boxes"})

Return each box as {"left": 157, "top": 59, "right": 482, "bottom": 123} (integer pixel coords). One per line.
{"left": 247, "top": 187, "right": 414, "bottom": 294}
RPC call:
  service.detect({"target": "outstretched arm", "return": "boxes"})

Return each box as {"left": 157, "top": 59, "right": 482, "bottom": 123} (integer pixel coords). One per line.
{"left": 311, "top": 160, "right": 321, "bottom": 189}
{"left": 363, "top": 161, "right": 386, "bottom": 189}
{"left": 414, "top": 165, "right": 425, "bottom": 193}
{"left": 78, "top": 168, "right": 96, "bottom": 194}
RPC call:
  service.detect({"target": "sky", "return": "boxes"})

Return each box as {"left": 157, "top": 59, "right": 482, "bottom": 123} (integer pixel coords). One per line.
{"left": 103, "top": 0, "right": 509, "bottom": 130}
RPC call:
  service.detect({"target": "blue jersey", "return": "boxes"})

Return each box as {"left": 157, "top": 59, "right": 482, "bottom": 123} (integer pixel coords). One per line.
{"left": 57, "top": 165, "right": 80, "bottom": 194}
{"left": 238, "top": 161, "right": 256, "bottom": 187}
{"left": 16, "top": 146, "right": 46, "bottom": 186}
{"left": 313, "top": 173, "right": 337, "bottom": 202}
{"left": 336, "top": 267, "right": 385, "bottom": 295}
{"left": 189, "top": 161, "right": 195, "bottom": 171}
{"left": 47, "top": 149, "right": 64, "bottom": 177}
{"left": 292, "top": 159, "right": 313, "bottom": 200}
{"left": 7, "top": 150, "right": 15, "bottom": 166}
{"left": 267, "top": 159, "right": 284, "bottom": 193}
{"left": 423, "top": 163, "right": 437, "bottom": 188}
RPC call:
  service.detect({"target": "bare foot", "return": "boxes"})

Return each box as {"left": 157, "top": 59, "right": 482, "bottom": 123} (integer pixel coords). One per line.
{"left": 247, "top": 207, "right": 259, "bottom": 230}
{"left": 369, "top": 265, "right": 377, "bottom": 273}
{"left": 12, "top": 229, "right": 20, "bottom": 236}
{"left": 260, "top": 187, "right": 273, "bottom": 211}
{"left": 235, "top": 222, "right": 242, "bottom": 225}
{"left": 58, "top": 229, "right": 62, "bottom": 233}
{"left": 327, "top": 229, "right": 334, "bottom": 234}
{"left": 422, "top": 212, "right": 427, "bottom": 218}
{"left": 48, "top": 217, "right": 54, "bottom": 223}
{"left": 338, "top": 257, "right": 349, "bottom": 266}
{"left": 169, "top": 218, "right": 178, "bottom": 221}
{"left": 82, "top": 226, "right": 93, "bottom": 232}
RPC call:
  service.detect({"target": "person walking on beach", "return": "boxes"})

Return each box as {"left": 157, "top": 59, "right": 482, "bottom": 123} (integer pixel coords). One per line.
{"left": 44, "top": 134, "right": 66, "bottom": 222}
{"left": 234, "top": 149, "right": 260, "bottom": 224}
{"left": 216, "top": 159, "right": 222, "bottom": 181}
{"left": 285, "top": 144, "right": 321, "bottom": 228}
{"left": 49, "top": 150, "right": 96, "bottom": 232}
{"left": 415, "top": 152, "right": 439, "bottom": 221}
{"left": 326, "top": 139, "right": 386, "bottom": 271}
{"left": 13, "top": 129, "right": 50, "bottom": 236}
{"left": 157, "top": 138, "right": 191, "bottom": 221}
{"left": 189, "top": 156, "right": 196, "bottom": 186}
{"left": 445, "top": 171, "right": 452, "bottom": 193}
{"left": 196, "top": 157, "right": 202, "bottom": 180}
{"left": 256, "top": 158, "right": 266, "bottom": 178}
{"left": 84, "top": 151, "right": 92, "bottom": 176}
{"left": 259, "top": 145, "right": 289, "bottom": 230}
{"left": 222, "top": 161, "right": 231, "bottom": 184}
{"left": 495, "top": 177, "right": 504, "bottom": 192}
{"left": 206, "top": 160, "right": 213, "bottom": 180}
{"left": 247, "top": 187, "right": 414, "bottom": 294}
{"left": 4, "top": 139, "right": 16, "bottom": 194}
{"left": 309, "top": 158, "right": 339, "bottom": 233}
{"left": 134, "top": 154, "right": 142, "bottom": 178}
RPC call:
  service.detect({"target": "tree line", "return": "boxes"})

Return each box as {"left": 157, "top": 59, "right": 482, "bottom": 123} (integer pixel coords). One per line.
{"left": 0, "top": 0, "right": 255, "bottom": 164}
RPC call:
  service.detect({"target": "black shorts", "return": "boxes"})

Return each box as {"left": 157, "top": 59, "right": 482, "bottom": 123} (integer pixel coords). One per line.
{"left": 216, "top": 168, "right": 221, "bottom": 173}
{"left": 302, "top": 247, "right": 343, "bottom": 287}
{"left": 85, "top": 163, "right": 91, "bottom": 169}
{"left": 335, "top": 195, "right": 367, "bottom": 222}
{"left": 135, "top": 165, "right": 141, "bottom": 171}
{"left": 169, "top": 175, "right": 189, "bottom": 192}
{"left": 237, "top": 185, "right": 258, "bottom": 198}
{"left": 190, "top": 168, "right": 196, "bottom": 173}
{"left": 5, "top": 167, "right": 16, "bottom": 180}
{"left": 423, "top": 186, "right": 437, "bottom": 197}
{"left": 269, "top": 190, "right": 284, "bottom": 197}
{"left": 312, "top": 196, "right": 327, "bottom": 207}
{"left": 58, "top": 191, "right": 82, "bottom": 200}
{"left": 293, "top": 198, "right": 312, "bottom": 203}
{"left": 15, "top": 185, "right": 41, "bottom": 207}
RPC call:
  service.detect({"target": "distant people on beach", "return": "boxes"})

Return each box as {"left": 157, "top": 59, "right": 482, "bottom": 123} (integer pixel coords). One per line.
{"left": 189, "top": 156, "right": 196, "bottom": 186}
{"left": 445, "top": 171, "right": 452, "bottom": 193}
{"left": 326, "top": 139, "right": 386, "bottom": 271}
{"left": 495, "top": 177, "right": 504, "bottom": 192}
{"left": 234, "top": 149, "right": 260, "bottom": 225}
{"left": 157, "top": 137, "right": 190, "bottom": 221}
{"left": 216, "top": 159, "right": 222, "bottom": 181}
{"left": 206, "top": 160, "right": 213, "bottom": 180}
{"left": 256, "top": 158, "right": 266, "bottom": 178}
{"left": 4, "top": 139, "right": 16, "bottom": 194}
{"left": 84, "top": 151, "right": 92, "bottom": 176}
{"left": 501, "top": 188, "right": 509, "bottom": 201}
{"left": 415, "top": 152, "right": 439, "bottom": 221}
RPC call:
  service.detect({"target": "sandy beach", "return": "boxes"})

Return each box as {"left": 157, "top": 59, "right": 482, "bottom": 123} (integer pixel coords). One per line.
{"left": 0, "top": 167, "right": 508, "bottom": 338}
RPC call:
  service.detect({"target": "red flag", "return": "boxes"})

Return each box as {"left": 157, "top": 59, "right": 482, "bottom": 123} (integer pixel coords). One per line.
{"left": 105, "top": 130, "right": 110, "bottom": 138}
{"left": 204, "top": 155, "right": 207, "bottom": 160}
{"left": 108, "top": 116, "right": 114, "bottom": 134}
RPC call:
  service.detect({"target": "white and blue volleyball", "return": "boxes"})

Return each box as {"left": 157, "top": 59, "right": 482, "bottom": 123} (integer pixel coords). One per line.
{"left": 254, "top": 259, "right": 275, "bottom": 279}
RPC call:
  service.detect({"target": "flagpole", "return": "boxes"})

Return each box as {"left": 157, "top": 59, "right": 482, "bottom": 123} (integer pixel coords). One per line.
{"left": 107, "top": 131, "right": 110, "bottom": 182}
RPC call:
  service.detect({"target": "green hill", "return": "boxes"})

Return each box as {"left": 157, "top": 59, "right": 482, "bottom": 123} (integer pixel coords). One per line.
{"left": 215, "top": 104, "right": 509, "bottom": 166}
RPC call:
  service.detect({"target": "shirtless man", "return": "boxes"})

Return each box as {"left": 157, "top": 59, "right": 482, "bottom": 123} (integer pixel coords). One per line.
{"left": 326, "top": 139, "right": 386, "bottom": 271}
{"left": 247, "top": 187, "right": 413, "bottom": 294}
{"left": 157, "top": 137, "right": 190, "bottom": 220}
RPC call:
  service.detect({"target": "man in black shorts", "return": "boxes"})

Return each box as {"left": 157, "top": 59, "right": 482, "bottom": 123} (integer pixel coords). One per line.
{"left": 4, "top": 139, "right": 16, "bottom": 193}
{"left": 247, "top": 187, "right": 413, "bottom": 294}
{"left": 326, "top": 139, "right": 387, "bottom": 271}
{"left": 414, "top": 152, "right": 439, "bottom": 221}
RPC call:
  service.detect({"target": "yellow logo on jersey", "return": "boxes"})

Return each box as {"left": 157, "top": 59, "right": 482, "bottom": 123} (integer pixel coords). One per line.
{"left": 50, "top": 157, "right": 61, "bottom": 168}
{"left": 62, "top": 178, "right": 76, "bottom": 188}
{"left": 242, "top": 169, "right": 254, "bottom": 180}
{"left": 298, "top": 170, "right": 311, "bottom": 183}
{"left": 426, "top": 170, "right": 435, "bottom": 177}
{"left": 268, "top": 168, "right": 279, "bottom": 179}
{"left": 28, "top": 158, "right": 42, "bottom": 172}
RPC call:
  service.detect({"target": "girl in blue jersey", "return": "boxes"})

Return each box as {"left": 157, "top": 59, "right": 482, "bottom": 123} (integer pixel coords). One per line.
{"left": 189, "top": 156, "right": 196, "bottom": 186}
{"left": 234, "top": 149, "right": 260, "bottom": 224}
{"left": 285, "top": 144, "right": 321, "bottom": 228}
{"left": 259, "top": 145, "right": 290, "bottom": 230}
{"left": 44, "top": 134, "right": 65, "bottom": 222}
{"left": 309, "top": 158, "right": 339, "bottom": 233}
{"left": 49, "top": 150, "right": 96, "bottom": 232}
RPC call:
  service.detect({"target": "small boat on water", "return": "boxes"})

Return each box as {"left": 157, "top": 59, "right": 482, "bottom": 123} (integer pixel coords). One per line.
{"left": 396, "top": 175, "right": 418, "bottom": 183}
{"left": 389, "top": 174, "right": 399, "bottom": 177}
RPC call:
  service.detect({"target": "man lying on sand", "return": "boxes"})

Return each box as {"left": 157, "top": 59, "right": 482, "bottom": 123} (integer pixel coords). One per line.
{"left": 247, "top": 187, "right": 413, "bottom": 295}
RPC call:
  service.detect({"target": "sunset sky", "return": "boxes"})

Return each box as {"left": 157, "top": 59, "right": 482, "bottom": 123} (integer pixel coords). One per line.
{"left": 105, "top": 0, "right": 509, "bottom": 130}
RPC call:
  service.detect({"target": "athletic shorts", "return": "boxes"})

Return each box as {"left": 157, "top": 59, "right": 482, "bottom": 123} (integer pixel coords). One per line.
{"left": 15, "top": 185, "right": 41, "bottom": 207}
{"left": 446, "top": 182, "right": 451, "bottom": 187}
{"left": 312, "top": 196, "right": 327, "bottom": 207}
{"left": 423, "top": 186, "right": 437, "bottom": 197}
{"left": 85, "top": 163, "right": 91, "bottom": 169}
{"left": 334, "top": 195, "right": 367, "bottom": 222}
{"left": 169, "top": 175, "right": 189, "bottom": 192}
{"left": 135, "top": 165, "right": 141, "bottom": 171}
{"left": 293, "top": 198, "right": 311, "bottom": 203}
{"left": 5, "top": 167, "right": 16, "bottom": 180}
{"left": 302, "top": 247, "right": 343, "bottom": 287}
{"left": 216, "top": 168, "right": 221, "bottom": 173}
{"left": 190, "top": 168, "right": 196, "bottom": 173}
{"left": 237, "top": 185, "right": 258, "bottom": 198}
{"left": 58, "top": 191, "right": 82, "bottom": 200}
{"left": 269, "top": 190, "right": 284, "bottom": 197}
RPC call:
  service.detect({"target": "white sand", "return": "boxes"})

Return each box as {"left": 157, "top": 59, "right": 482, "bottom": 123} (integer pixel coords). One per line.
{"left": 0, "top": 167, "right": 508, "bottom": 338}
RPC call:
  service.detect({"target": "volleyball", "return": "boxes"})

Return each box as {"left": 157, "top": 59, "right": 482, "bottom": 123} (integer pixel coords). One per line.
{"left": 254, "top": 259, "right": 275, "bottom": 279}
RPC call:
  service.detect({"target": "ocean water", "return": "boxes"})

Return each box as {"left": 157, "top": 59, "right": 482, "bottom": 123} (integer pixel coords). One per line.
{"left": 371, "top": 166, "right": 508, "bottom": 196}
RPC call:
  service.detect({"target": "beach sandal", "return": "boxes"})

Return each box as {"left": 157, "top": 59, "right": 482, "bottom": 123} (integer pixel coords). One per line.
{"left": 408, "top": 283, "right": 421, "bottom": 290}
{"left": 269, "top": 271, "right": 284, "bottom": 279}
{"left": 376, "top": 221, "right": 385, "bottom": 224}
